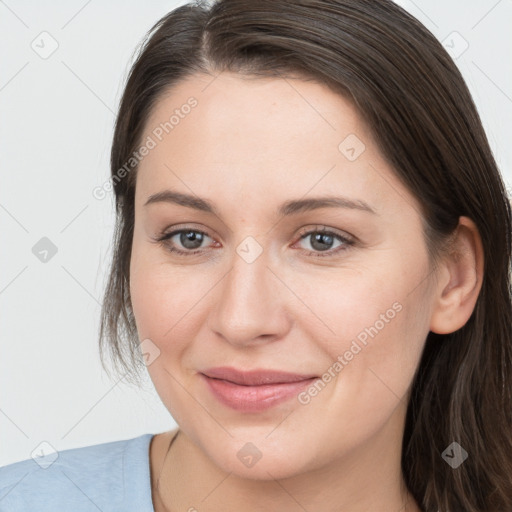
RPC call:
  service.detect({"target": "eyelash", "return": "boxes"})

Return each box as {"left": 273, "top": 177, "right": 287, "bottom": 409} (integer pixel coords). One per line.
{"left": 153, "top": 225, "right": 355, "bottom": 259}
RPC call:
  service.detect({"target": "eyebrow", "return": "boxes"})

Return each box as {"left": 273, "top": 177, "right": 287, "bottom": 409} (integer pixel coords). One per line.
{"left": 144, "top": 189, "right": 377, "bottom": 216}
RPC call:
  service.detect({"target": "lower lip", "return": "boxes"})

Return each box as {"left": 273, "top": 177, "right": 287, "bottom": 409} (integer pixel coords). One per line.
{"left": 201, "top": 374, "right": 318, "bottom": 412}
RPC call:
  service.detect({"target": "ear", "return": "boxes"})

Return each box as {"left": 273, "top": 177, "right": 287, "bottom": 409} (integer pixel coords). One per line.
{"left": 429, "top": 216, "right": 484, "bottom": 335}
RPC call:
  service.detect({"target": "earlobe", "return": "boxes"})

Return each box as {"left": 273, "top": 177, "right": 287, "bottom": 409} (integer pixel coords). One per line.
{"left": 429, "top": 216, "right": 484, "bottom": 335}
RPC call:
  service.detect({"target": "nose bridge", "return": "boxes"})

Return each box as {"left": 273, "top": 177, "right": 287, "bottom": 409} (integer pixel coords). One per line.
{"left": 207, "top": 239, "right": 287, "bottom": 345}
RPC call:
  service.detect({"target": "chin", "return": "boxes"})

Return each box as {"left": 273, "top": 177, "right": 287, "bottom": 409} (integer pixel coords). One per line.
{"left": 202, "top": 432, "right": 317, "bottom": 481}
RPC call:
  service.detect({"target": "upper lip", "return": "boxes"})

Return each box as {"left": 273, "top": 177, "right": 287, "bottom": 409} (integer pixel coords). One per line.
{"left": 201, "top": 366, "right": 318, "bottom": 386}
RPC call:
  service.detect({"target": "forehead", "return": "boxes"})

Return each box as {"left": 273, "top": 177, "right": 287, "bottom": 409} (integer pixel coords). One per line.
{"left": 135, "top": 71, "right": 414, "bottom": 218}
{"left": 142, "top": 71, "right": 366, "bottom": 156}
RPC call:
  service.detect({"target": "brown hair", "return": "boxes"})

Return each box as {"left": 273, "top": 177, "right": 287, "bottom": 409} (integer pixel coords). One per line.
{"left": 99, "top": 1, "right": 512, "bottom": 510}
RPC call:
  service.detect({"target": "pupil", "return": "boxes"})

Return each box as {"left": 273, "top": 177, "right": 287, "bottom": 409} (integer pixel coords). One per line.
{"left": 181, "top": 231, "right": 203, "bottom": 249}
{"left": 311, "top": 233, "right": 333, "bottom": 251}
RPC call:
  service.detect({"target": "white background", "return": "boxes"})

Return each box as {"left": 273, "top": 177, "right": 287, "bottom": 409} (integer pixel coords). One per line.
{"left": 1, "top": 0, "right": 511, "bottom": 466}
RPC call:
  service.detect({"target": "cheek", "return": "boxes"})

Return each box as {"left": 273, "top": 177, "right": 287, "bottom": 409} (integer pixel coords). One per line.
{"left": 130, "top": 262, "right": 201, "bottom": 343}
{"left": 294, "top": 251, "right": 430, "bottom": 398}
{"left": 129, "top": 227, "right": 200, "bottom": 336}
{"left": 129, "top": 242, "right": 225, "bottom": 379}
{"left": 320, "top": 270, "right": 430, "bottom": 425}
{"left": 129, "top": 256, "right": 207, "bottom": 419}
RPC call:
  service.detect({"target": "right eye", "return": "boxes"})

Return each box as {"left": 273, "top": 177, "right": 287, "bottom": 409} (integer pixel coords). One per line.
{"left": 155, "top": 228, "right": 216, "bottom": 256}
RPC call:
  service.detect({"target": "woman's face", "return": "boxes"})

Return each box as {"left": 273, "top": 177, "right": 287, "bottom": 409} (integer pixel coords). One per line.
{"left": 129, "top": 71, "right": 438, "bottom": 479}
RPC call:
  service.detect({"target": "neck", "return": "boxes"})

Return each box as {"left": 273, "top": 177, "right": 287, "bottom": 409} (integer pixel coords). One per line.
{"left": 152, "top": 407, "right": 421, "bottom": 512}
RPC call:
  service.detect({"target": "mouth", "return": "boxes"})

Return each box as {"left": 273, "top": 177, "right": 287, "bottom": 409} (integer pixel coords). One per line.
{"left": 200, "top": 366, "right": 319, "bottom": 412}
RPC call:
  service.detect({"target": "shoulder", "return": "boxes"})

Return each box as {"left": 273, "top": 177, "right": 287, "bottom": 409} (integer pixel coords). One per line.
{"left": 0, "top": 433, "right": 155, "bottom": 512}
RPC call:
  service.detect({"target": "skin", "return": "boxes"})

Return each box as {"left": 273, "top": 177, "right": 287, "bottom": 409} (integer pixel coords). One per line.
{"left": 129, "top": 71, "right": 484, "bottom": 512}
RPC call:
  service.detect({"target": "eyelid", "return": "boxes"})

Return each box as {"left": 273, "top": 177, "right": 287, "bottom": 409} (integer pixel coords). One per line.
{"left": 157, "top": 223, "right": 355, "bottom": 242}
{"left": 156, "top": 223, "right": 213, "bottom": 239}
{"left": 296, "top": 224, "right": 355, "bottom": 242}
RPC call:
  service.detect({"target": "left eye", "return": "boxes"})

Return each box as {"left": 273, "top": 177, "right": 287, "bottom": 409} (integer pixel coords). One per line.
{"left": 295, "top": 229, "right": 354, "bottom": 256}
{"left": 293, "top": 227, "right": 355, "bottom": 258}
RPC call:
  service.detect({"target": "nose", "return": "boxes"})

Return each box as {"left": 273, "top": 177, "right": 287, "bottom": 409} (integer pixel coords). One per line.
{"left": 206, "top": 247, "right": 291, "bottom": 348}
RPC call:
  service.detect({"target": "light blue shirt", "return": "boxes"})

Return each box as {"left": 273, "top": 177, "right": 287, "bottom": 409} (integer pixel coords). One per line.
{"left": 0, "top": 433, "right": 155, "bottom": 511}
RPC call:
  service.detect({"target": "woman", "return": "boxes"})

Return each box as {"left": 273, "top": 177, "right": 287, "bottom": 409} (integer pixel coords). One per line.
{"left": 1, "top": 1, "right": 511, "bottom": 511}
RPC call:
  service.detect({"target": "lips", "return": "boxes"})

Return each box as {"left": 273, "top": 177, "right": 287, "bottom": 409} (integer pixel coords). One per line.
{"left": 201, "top": 366, "right": 318, "bottom": 386}
{"left": 200, "top": 367, "right": 319, "bottom": 412}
